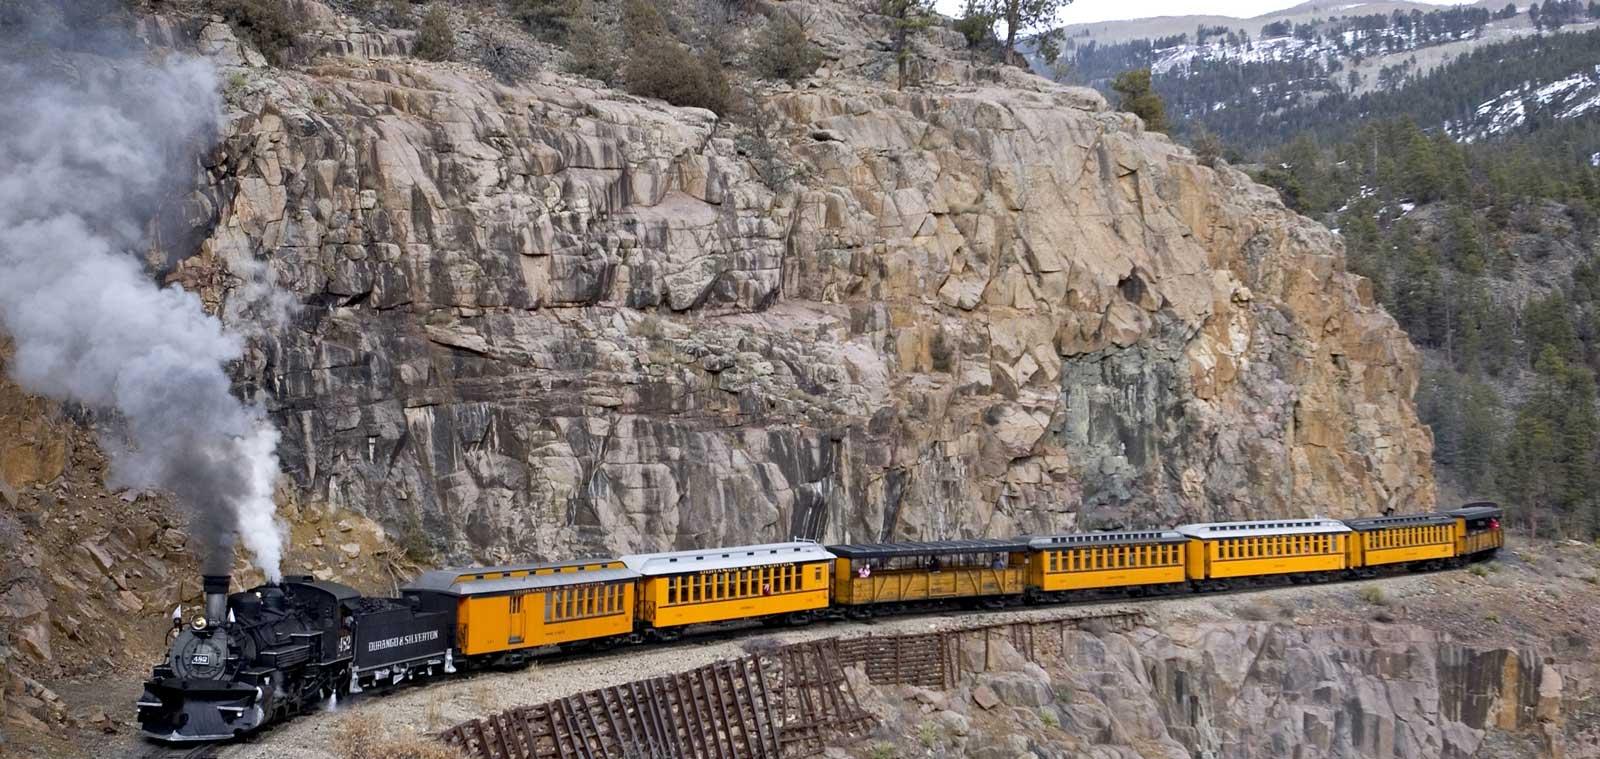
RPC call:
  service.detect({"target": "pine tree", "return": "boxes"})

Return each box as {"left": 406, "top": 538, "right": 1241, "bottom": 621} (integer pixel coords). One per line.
{"left": 1402, "top": 129, "right": 1445, "bottom": 202}
{"left": 1458, "top": 377, "right": 1502, "bottom": 494}
{"left": 1501, "top": 408, "right": 1559, "bottom": 533}
{"left": 1522, "top": 293, "right": 1581, "bottom": 365}
{"left": 982, "top": 0, "right": 1070, "bottom": 67}
{"left": 880, "top": 0, "right": 936, "bottom": 90}
{"left": 1444, "top": 203, "right": 1485, "bottom": 271}
{"left": 1420, "top": 368, "right": 1464, "bottom": 465}
{"left": 1110, "top": 68, "right": 1168, "bottom": 132}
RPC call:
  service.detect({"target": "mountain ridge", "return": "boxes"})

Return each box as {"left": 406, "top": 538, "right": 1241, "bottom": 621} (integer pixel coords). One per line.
{"left": 1056, "top": 0, "right": 1484, "bottom": 46}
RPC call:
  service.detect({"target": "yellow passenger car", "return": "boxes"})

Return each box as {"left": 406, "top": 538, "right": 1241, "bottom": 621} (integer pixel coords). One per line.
{"left": 622, "top": 542, "right": 834, "bottom": 631}
{"left": 1345, "top": 513, "right": 1457, "bottom": 569}
{"left": 1027, "top": 530, "right": 1188, "bottom": 598}
{"left": 828, "top": 538, "right": 1029, "bottom": 610}
{"left": 403, "top": 559, "right": 639, "bottom": 659}
{"left": 1449, "top": 503, "right": 1504, "bottom": 558}
{"left": 1176, "top": 519, "right": 1352, "bottom": 582}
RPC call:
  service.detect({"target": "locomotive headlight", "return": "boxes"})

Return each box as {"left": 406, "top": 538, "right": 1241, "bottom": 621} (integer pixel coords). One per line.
{"left": 193, "top": 616, "right": 208, "bottom": 630}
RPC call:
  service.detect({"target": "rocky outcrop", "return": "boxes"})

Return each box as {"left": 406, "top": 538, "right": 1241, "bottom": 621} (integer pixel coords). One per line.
{"left": 0, "top": 339, "right": 67, "bottom": 496}
{"left": 847, "top": 622, "right": 1591, "bottom": 759}
{"left": 0, "top": 343, "right": 407, "bottom": 723}
{"left": 151, "top": 2, "right": 1435, "bottom": 564}
{"left": 1134, "top": 624, "right": 1571, "bottom": 758}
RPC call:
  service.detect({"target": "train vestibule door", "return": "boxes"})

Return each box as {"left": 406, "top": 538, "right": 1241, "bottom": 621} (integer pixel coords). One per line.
{"left": 509, "top": 591, "right": 528, "bottom": 646}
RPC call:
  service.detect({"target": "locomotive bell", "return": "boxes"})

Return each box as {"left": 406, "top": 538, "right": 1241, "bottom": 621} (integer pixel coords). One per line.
{"left": 202, "top": 574, "right": 229, "bottom": 628}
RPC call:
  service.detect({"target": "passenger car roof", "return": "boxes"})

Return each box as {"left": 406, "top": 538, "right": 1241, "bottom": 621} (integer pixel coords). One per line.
{"left": 403, "top": 567, "right": 640, "bottom": 597}
{"left": 1174, "top": 519, "right": 1352, "bottom": 539}
{"left": 825, "top": 538, "right": 1030, "bottom": 559}
{"left": 404, "top": 558, "right": 628, "bottom": 595}
{"left": 1343, "top": 513, "right": 1455, "bottom": 531}
{"left": 620, "top": 542, "right": 835, "bottom": 576}
{"left": 1447, "top": 502, "right": 1502, "bottom": 520}
{"left": 1028, "top": 530, "right": 1187, "bottom": 548}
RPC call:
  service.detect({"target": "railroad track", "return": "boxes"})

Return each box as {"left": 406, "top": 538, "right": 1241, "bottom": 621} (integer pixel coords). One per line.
{"left": 134, "top": 742, "right": 225, "bottom": 759}
{"left": 132, "top": 730, "right": 271, "bottom": 759}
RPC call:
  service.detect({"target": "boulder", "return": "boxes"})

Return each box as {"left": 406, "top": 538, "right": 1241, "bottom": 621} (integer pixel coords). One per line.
{"left": 972, "top": 684, "right": 1001, "bottom": 711}
{"left": 15, "top": 622, "right": 51, "bottom": 662}
{"left": 979, "top": 671, "right": 1054, "bottom": 709}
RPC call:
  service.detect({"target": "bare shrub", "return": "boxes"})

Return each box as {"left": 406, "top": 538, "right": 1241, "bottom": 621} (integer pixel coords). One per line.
{"left": 470, "top": 679, "right": 499, "bottom": 713}
{"left": 336, "top": 710, "right": 469, "bottom": 759}
{"left": 622, "top": 0, "right": 668, "bottom": 40}
{"left": 424, "top": 698, "right": 443, "bottom": 731}
{"left": 734, "top": 106, "right": 805, "bottom": 192}
{"left": 749, "top": 11, "right": 821, "bottom": 83}
{"left": 623, "top": 35, "right": 732, "bottom": 114}
{"left": 364, "top": 0, "right": 416, "bottom": 28}
{"left": 1359, "top": 585, "right": 1388, "bottom": 606}
{"left": 1190, "top": 126, "right": 1224, "bottom": 168}
{"left": 472, "top": 26, "right": 537, "bottom": 83}
{"left": 565, "top": 12, "right": 619, "bottom": 84}
{"left": 616, "top": 0, "right": 734, "bottom": 114}
{"left": 338, "top": 713, "right": 384, "bottom": 759}
{"left": 214, "top": 0, "right": 295, "bottom": 61}
{"left": 509, "top": 0, "right": 574, "bottom": 39}
{"left": 412, "top": 4, "right": 454, "bottom": 61}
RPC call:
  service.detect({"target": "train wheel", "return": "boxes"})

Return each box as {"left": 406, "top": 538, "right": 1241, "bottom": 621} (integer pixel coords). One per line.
{"left": 649, "top": 628, "right": 683, "bottom": 643}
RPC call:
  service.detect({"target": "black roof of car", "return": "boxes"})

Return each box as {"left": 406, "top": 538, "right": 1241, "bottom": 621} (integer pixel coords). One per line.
{"left": 1447, "top": 502, "right": 1502, "bottom": 520}
{"left": 826, "top": 538, "right": 1031, "bottom": 559}
{"left": 1343, "top": 513, "right": 1456, "bottom": 531}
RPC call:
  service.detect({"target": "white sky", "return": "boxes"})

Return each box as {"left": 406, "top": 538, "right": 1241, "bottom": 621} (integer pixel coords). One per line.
{"left": 931, "top": 0, "right": 1479, "bottom": 26}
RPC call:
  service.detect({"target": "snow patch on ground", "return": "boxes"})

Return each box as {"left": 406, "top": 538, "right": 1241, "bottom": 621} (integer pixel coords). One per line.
{"left": 1455, "top": 64, "right": 1600, "bottom": 141}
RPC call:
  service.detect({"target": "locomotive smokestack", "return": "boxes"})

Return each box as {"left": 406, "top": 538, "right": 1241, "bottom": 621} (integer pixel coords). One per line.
{"left": 202, "top": 574, "right": 229, "bottom": 626}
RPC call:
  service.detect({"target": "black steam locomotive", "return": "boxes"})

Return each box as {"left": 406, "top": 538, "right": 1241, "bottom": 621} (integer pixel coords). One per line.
{"left": 136, "top": 574, "right": 455, "bottom": 741}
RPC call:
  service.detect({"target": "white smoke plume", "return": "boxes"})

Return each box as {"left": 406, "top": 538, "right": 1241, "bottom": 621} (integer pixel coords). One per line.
{"left": 0, "top": 9, "right": 288, "bottom": 581}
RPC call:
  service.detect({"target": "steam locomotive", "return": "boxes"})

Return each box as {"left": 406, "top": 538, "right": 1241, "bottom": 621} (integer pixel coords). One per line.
{"left": 136, "top": 574, "right": 455, "bottom": 741}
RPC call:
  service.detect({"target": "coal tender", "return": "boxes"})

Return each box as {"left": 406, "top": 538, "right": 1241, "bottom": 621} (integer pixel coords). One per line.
{"left": 136, "top": 574, "right": 454, "bottom": 742}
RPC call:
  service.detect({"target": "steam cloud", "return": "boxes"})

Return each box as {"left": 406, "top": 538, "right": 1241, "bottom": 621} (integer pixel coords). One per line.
{"left": 0, "top": 13, "right": 288, "bottom": 581}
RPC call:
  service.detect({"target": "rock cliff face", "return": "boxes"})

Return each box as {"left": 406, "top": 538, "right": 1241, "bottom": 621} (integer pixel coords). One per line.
{"left": 851, "top": 621, "right": 1593, "bottom": 759}
{"left": 164, "top": 1, "right": 1435, "bottom": 562}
